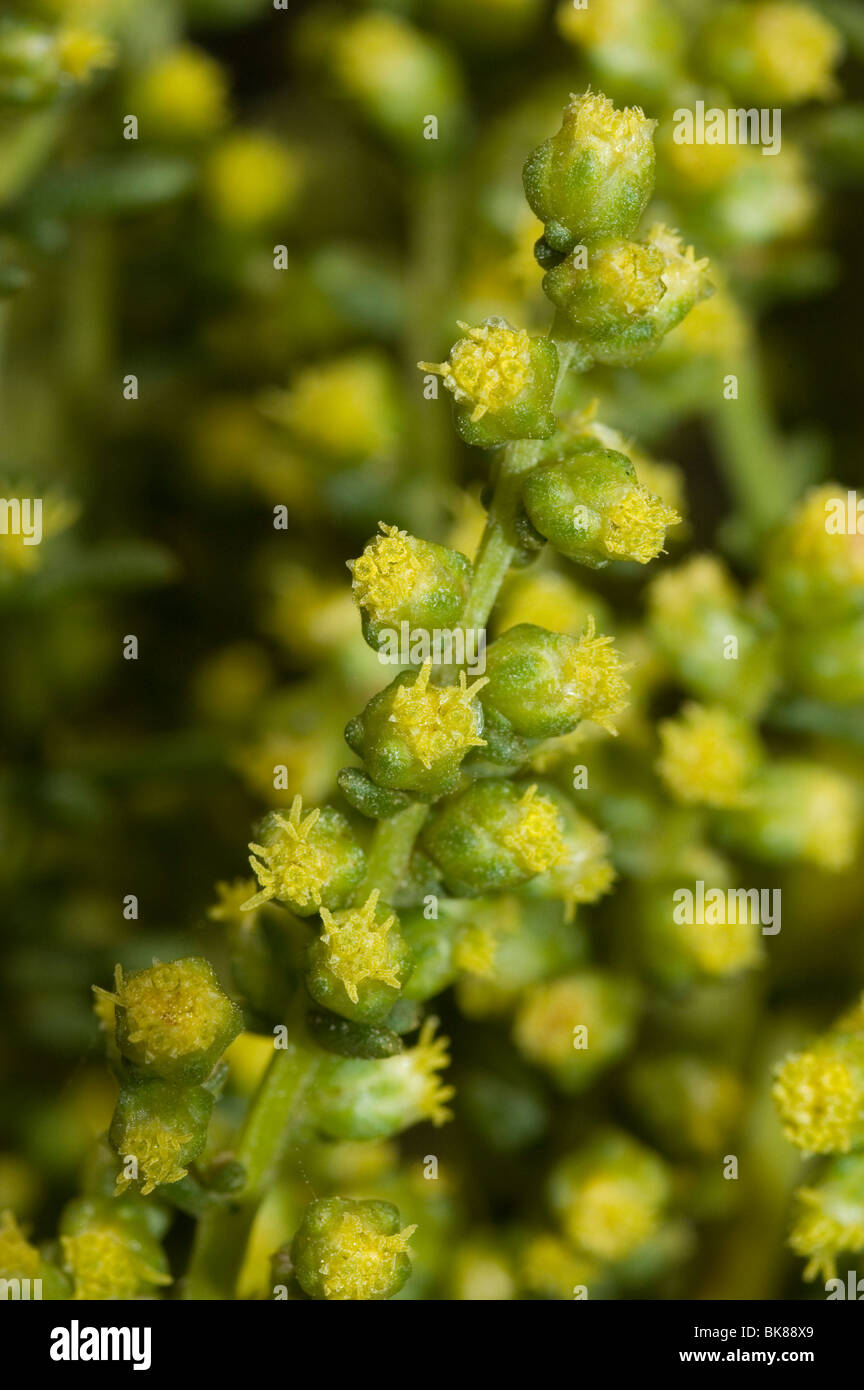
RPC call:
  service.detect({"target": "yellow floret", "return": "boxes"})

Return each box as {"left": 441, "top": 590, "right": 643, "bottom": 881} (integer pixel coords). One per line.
{"left": 114, "top": 1119, "right": 193, "bottom": 1196}
{"left": 563, "top": 1173, "right": 660, "bottom": 1260}
{"left": 789, "top": 1186, "right": 864, "bottom": 1282}
{"left": 320, "top": 1211, "right": 417, "bottom": 1301}
{"left": 390, "top": 663, "right": 488, "bottom": 769}
{"left": 657, "top": 702, "right": 760, "bottom": 808}
{"left": 318, "top": 891, "right": 402, "bottom": 1005}
{"left": 563, "top": 89, "right": 656, "bottom": 161}
{"left": 773, "top": 1048, "right": 861, "bottom": 1153}
{"left": 204, "top": 132, "right": 302, "bottom": 227}
{"left": 562, "top": 615, "right": 631, "bottom": 731}
{"left": 744, "top": 2, "right": 842, "bottom": 102}
{"left": 0, "top": 1211, "right": 40, "bottom": 1279}
{"left": 593, "top": 241, "right": 666, "bottom": 315}
{"left": 104, "top": 961, "right": 225, "bottom": 1065}
{"left": 56, "top": 27, "right": 116, "bottom": 82}
{"left": 61, "top": 1229, "right": 170, "bottom": 1301}
{"left": 393, "top": 1017, "right": 455, "bottom": 1126}
{"left": 786, "top": 485, "right": 864, "bottom": 587}
{"left": 603, "top": 485, "right": 680, "bottom": 565}
{"left": 349, "top": 523, "right": 425, "bottom": 617}
{"left": 503, "top": 785, "right": 566, "bottom": 874}
{"left": 131, "top": 46, "right": 229, "bottom": 140}
{"left": 245, "top": 795, "right": 329, "bottom": 910}
{"left": 420, "top": 321, "right": 533, "bottom": 421}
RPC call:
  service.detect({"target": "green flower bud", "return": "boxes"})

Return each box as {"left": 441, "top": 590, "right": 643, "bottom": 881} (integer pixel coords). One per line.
{"left": 419, "top": 319, "right": 558, "bottom": 448}
{"left": 628, "top": 870, "right": 765, "bottom": 990}
{"left": 245, "top": 796, "right": 366, "bottom": 915}
{"left": 348, "top": 522, "right": 471, "bottom": 654}
{"left": 523, "top": 90, "right": 656, "bottom": 253}
{"left": 480, "top": 619, "right": 630, "bottom": 739}
{"left": 421, "top": 781, "right": 567, "bottom": 896}
{"left": 522, "top": 442, "right": 680, "bottom": 567}
{"left": 306, "top": 890, "right": 414, "bottom": 1023}
{"left": 513, "top": 970, "right": 640, "bottom": 1092}
{"left": 543, "top": 225, "right": 713, "bottom": 366}
{"left": 556, "top": 0, "right": 686, "bottom": 103}
{"left": 109, "top": 1078, "right": 214, "bottom": 1195}
{"left": 306, "top": 1009, "right": 404, "bottom": 1060}
{"left": 455, "top": 899, "right": 586, "bottom": 1017}
{"left": 701, "top": 2, "right": 842, "bottom": 105}
{"left": 313, "top": 1018, "right": 453, "bottom": 1141}
{"left": 717, "top": 759, "right": 860, "bottom": 872}
{"left": 97, "top": 957, "right": 243, "bottom": 1085}
{"left": 400, "top": 905, "right": 460, "bottom": 1001}
{"left": 762, "top": 484, "right": 864, "bottom": 624}
{"left": 647, "top": 555, "right": 779, "bottom": 716}
{"left": 59, "top": 1196, "right": 171, "bottom": 1301}
{"left": 783, "top": 615, "right": 864, "bottom": 704}
{"left": 521, "top": 783, "right": 616, "bottom": 912}
{"left": 626, "top": 1054, "right": 744, "bottom": 1159}
{"left": 346, "top": 663, "right": 487, "bottom": 798}
{"left": 337, "top": 767, "right": 412, "bottom": 821}
{"left": 291, "top": 1196, "right": 416, "bottom": 1300}
{"left": 548, "top": 1131, "right": 671, "bottom": 1263}
{"left": 789, "top": 1153, "right": 864, "bottom": 1283}
{"left": 0, "top": 1210, "right": 71, "bottom": 1299}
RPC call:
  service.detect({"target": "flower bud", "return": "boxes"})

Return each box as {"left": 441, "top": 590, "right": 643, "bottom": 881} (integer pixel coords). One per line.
{"left": 629, "top": 872, "right": 764, "bottom": 989}
{"left": 348, "top": 523, "right": 471, "bottom": 655}
{"left": 701, "top": 2, "right": 842, "bottom": 105}
{"left": 626, "top": 1054, "right": 744, "bottom": 1159}
{"left": 495, "top": 568, "right": 613, "bottom": 637}
{"left": 789, "top": 1153, "right": 864, "bottom": 1282}
{"left": 127, "top": 44, "right": 229, "bottom": 141}
{"left": 110, "top": 1078, "right": 214, "bottom": 1195}
{"left": 762, "top": 484, "right": 864, "bottom": 624}
{"left": 513, "top": 971, "right": 640, "bottom": 1092}
{"left": 520, "top": 1231, "right": 604, "bottom": 1300}
{"left": 59, "top": 1196, "right": 171, "bottom": 1301}
{"left": 0, "top": 18, "right": 114, "bottom": 104}
{"left": 421, "top": 781, "right": 567, "bottom": 896}
{"left": 99, "top": 957, "right": 243, "bottom": 1085}
{"left": 521, "top": 782, "right": 616, "bottom": 912}
{"left": 656, "top": 702, "right": 762, "bottom": 809}
{"left": 306, "top": 890, "right": 414, "bottom": 1024}
{"left": 543, "top": 225, "right": 713, "bottom": 366}
{"left": 647, "top": 555, "right": 779, "bottom": 716}
{"left": 548, "top": 1131, "right": 670, "bottom": 1262}
{"left": 480, "top": 618, "right": 630, "bottom": 739}
{"left": 523, "top": 91, "right": 656, "bottom": 253}
{"left": 245, "top": 796, "right": 366, "bottom": 915}
{"left": 717, "top": 759, "right": 860, "bottom": 872}
{"left": 522, "top": 442, "right": 680, "bottom": 567}
{"left": 291, "top": 1196, "right": 416, "bottom": 1300}
{"left": 783, "top": 615, "right": 864, "bottom": 704}
{"left": 264, "top": 351, "right": 401, "bottom": 468}
{"left": 419, "top": 319, "right": 558, "bottom": 448}
{"left": 313, "top": 1017, "right": 453, "bottom": 1141}
{"left": 774, "top": 1014, "right": 864, "bottom": 1154}
{"left": 556, "top": 0, "right": 686, "bottom": 102}
{"left": 0, "top": 1210, "right": 71, "bottom": 1299}
{"left": 346, "top": 663, "right": 487, "bottom": 799}
{"left": 203, "top": 132, "right": 302, "bottom": 229}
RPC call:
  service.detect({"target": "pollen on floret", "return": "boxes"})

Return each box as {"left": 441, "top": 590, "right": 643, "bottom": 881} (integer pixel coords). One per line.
{"left": 563, "top": 90, "right": 656, "bottom": 162}
{"left": 318, "top": 891, "right": 402, "bottom": 1005}
{"left": 389, "top": 663, "right": 488, "bottom": 769}
{"left": 789, "top": 1185, "right": 864, "bottom": 1283}
{"left": 61, "top": 1230, "right": 170, "bottom": 1301}
{"left": 0, "top": 1210, "right": 40, "bottom": 1278}
{"left": 319, "top": 1211, "right": 417, "bottom": 1301}
{"left": 349, "top": 523, "right": 424, "bottom": 617}
{"left": 593, "top": 241, "right": 666, "bottom": 316}
{"left": 419, "top": 321, "right": 533, "bottom": 421}
{"left": 602, "top": 485, "right": 680, "bottom": 566}
{"left": 773, "top": 1048, "right": 861, "bottom": 1153}
{"left": 114, "top": 1118, "right": 194, "bottom": 1196}
{"left": 57, "top": 27, "right": 116, "bottom": 82}
{"left": 245, "top": 795, "right": 327, "bottom": 910}
{"left": 397, "top": 1017, "right": 455, "bottom": 1127}
{"left": 104, "top": 960, "right": 229, "bottom": 1065}
{"left": 657, "top": 702, "right": 760, "bottom": 809}
{"left": 503, "top": 785, "right": 566, "bottom": 874}
{"left": 562, "top": 616, "right": 630, "bottom": 731}
{"left": 209, "top": 878, "right": 260, "bottom": 927}
{"left": 646, "top": 224, "right": 712, "bottom": 302}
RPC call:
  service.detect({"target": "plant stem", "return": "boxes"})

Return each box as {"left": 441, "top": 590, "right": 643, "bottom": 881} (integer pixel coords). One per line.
{"left": 709, "top": 349, "right": 795, "bottom": 533}
{"left": 460, "top": 438, "right": 544, "bottom": 631}
{"left": 356, "top": 800, "right": 429, "bottom": 903}
{"left": 183, "top": 1025, "right": 318, "bottom": 1299}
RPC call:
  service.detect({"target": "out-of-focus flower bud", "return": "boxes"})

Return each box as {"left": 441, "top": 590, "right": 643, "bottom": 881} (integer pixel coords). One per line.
{"left": 701, "top": 2, "right": 842, "bottom": 105}
{"left": 291, "top": 1196, "right": 415, "bottom": 1300}
{"left": 717, "top": 759, "right": 860, "bottom": 872}
{"left": 626, "top": 1054, "right": 744, "bottom": 1159}
{"left": 762, "top": 484, "right": 864, "bottom": 624}
{"left": 774, "top": 1015, "right": 864, "bottom": 1156}
{"left": 306, "top": 890, "right": 414, "bottom": 1024}
{"left": 523, "top": 91, "right": 656, "bottom": 253}
{"left": 789, "top": 1153, "right": 864, "bottom": 1282}
{"left": 264, "top": 352, "right": 401, "bottom": 467}
{"left": 628, "top": 871, "right": 765, "bottom": 989}
{"left": 0, "top": 18, "right": 114, "bottom": 104}
{"left": 59, "top": 1196, "right": 171, "bottom": 1300}
{"left": 312, "top": 1017, "right": 453, "bottom": 1141}
{"left": 556, "top": 0, "right": 686, "bottom": 102}
{"left": 480, "top": 619, "right": 630, "bottom": 740}
{"left": 783, "top": 615, "right": 864, "bottom": 704}
{"left": 421, "top": 781, "right": 567, "bottom": 896}
{"left": 127, "top": 45, "right": 229, "bottom": 141}
{"left": 548, "top": 1130, "right": 671, "bottom": 1262}
{"left": 346, "top": 664, "right": 487, "bottom": 799}
{"left": 520, "top": 1230, "right": 605, "bottom": 1300}
{"left": 513, "top": 970, "right": 640, "bottom": 1092}
{"left": 419, "top": 319, "right": 558, "bottom": 448}
{"left": 522, "top": 441, "right": 680, "bottom": 567}
{"left": 495, "top": 568, "right": 613, "bottom": 638}
{"left": 110, "top": 1077, "right": 214, "bottom": 1195}
{"left": 348, "top": 523, "right": 471, "bottom": 655}
{"left": 245, "top": 796, "right": 366, "bottom": 915}
{"left": 647, "top": 555, "right": 779, "bottom": 716}
{"left": 203, "top": 132, "right": 302, "bottom": 228}
{"left": 0, "top": 1210, "right": 71, "bottom": 1299}
{"left": 543, "top": 225, "right": 713, "bottom": 366}
{"left": 656, "top": 702, "right": 762, "bottom": 809}
{"left": 99, "top": 957, "right": 243, "bottom": 1085}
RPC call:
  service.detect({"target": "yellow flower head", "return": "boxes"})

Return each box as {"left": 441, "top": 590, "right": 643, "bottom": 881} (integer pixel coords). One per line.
{"left": 785, "top": 484, "right": 864, "bottom": 587}
{"left": 557, "top": 0, "right": 648, "bottom": 46}
{"left": 349, "top": 523, "right": 424, "bottom": 618}
{"left": 592, "top": 240, "right": 667, "bottom": 317}
{"left": 657, "top": 702, "right": 761, "bottom": 808}
{"left": 738, "top": 2, "right": 842, "bottom": 102}
{"left": 391, "top": 1017, "right": 455, "bottom": 1127}
{"left": 332, "top": 11, "right": 423, "bottom": 102}
{"left": 246, "top": 795, "right": 328, "bottom": 910}
{"left": 567, "top": 1173, "right": 658, "bottom": 1260}
{"left": 318, "top": 891, "right": 402, "bottom": 1005}
{"left": 563, "top": 90, "right": 656, "bottom": 168}
{"left": 61, "top": 1228, "right": 170, "bottom": 1301}
{"left": 267, "top": 353, "right": 398, "bottom": 461}
{"left": 674, "top": 913, "right": 764, "bottom": 979}
{"left": 601, "top": 480, "right": 681, "bottom": 566}
{"left": 0, "top": 1211, "right": 40, "bottom": 1279}
{"left": 56, "top": 27, "right": 116, "bottom": 82}
{"left": 204, "top": 132, "right": 302, "bottom": 228}
{"left": 102, "top": 960, "right": 229, "bottom": 1068}
{"left": 649, "top": 553, "right": 737, "bottom": 624}
{"left": 389, "top": 663, "right": 488, "bottom": 770}
{"left": 563, "top": 617, "right": 631, "bottom": 733}
{"left": 646, "top": 223, "right": 712, "bottom": 305}
{"left": 789, "top": 1183, "right": 864, "bottom": 1282}
{"left": 320, "top": 1210, "right": 416, "bottom": 1301}
{"left": 420, "top": 320, "right": 533, "bottom": 422}
{"left": 130, "top": 45, "right": 229, "bottom": 141}
{"left": 503, "top": 785, "right": 566, "bottom": 874}
{"left": 209, "top": 878, "right": 260, "bottom": 929}
{"left": 773, "top": 1045, "right": 864, "bottom": 1153}
{"left": 114, "top": 1117, "right": 193, "bottom": 1196}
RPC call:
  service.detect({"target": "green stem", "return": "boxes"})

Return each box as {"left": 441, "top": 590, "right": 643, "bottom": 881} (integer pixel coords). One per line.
{"left": 356, "top": 800, "right": 429, "bottom": 904}
{"left": 460, "top": 438, "right": 544, "bottom": 631}
{"left": 709, "top": 349, "right": 795, "bottom": 533}
{"left": 183, "top": 1027, "right": 318, "bottom": 1299}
